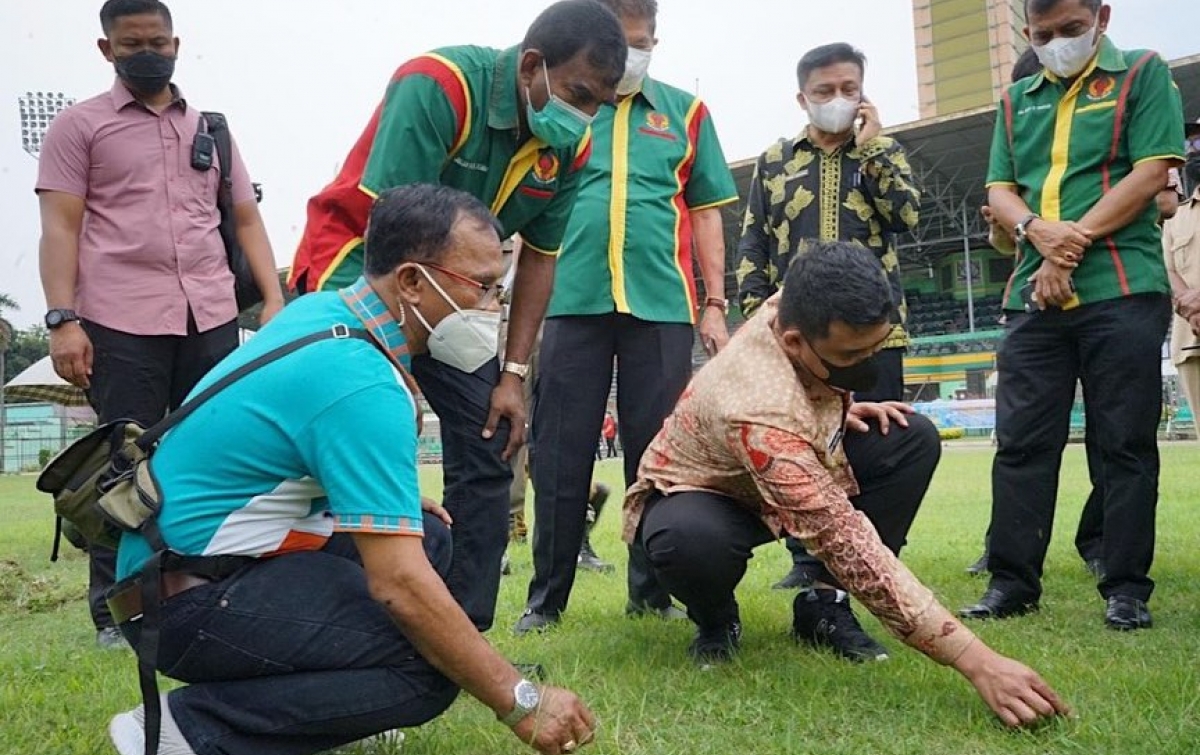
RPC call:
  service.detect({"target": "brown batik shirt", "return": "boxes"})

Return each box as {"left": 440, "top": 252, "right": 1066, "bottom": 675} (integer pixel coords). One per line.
{"left": 623, "top": 297, "right": 975, "bottom": 665}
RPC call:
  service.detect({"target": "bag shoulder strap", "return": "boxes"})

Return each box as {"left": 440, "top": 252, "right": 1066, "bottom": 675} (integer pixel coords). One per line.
{"left": 202, "top": 111, "right": 234, "bottom": 194}
{"left": 135, "top": 325, "right": 378, "bottom": 452}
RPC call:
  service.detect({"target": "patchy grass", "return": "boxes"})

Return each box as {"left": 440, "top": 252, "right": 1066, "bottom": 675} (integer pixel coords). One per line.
{"left": 2, "top": 443, "right": 1199, "bottom": 755}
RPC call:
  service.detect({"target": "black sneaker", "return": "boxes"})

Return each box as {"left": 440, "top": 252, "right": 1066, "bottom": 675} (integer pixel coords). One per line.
{"left": 791, "top": 589, "right": 889, "bottom": 662}
{"left": 687, "top": 621, "right": 742, "bottom": 666}
{"left": 772, "top": 565, "right": 812, "bottom": 590}
{"left": 577, "top": 539, "right": 615, "bottom": 573}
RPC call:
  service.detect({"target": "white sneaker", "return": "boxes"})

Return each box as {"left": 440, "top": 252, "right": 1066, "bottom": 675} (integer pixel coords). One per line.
{"left": 109, "top": 696, "right": 198, "bottom": 755}
{"left": 371, "top": 730, "right": 406, "bottom": 752}
{"left": 330, "top": 729, "right": 407, "bottom": 754}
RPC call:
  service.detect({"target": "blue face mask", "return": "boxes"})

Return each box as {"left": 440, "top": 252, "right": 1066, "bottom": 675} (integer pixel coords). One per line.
{"left": 525, "top": 60, "right": 593, "bottom": 149}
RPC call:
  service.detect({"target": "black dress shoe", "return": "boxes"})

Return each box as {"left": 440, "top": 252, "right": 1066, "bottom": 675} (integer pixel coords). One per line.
{"left": 514, "top": 610, "right": 559, "bottom": 635}
{"left": 958, "top": 588, "right": 1038, "bottom": 620}
{"left": 965, "top": 551, "right": 990, "bottom": 576}
{"left": 1105, "top": 596, "right": 1152, "bottom": 631}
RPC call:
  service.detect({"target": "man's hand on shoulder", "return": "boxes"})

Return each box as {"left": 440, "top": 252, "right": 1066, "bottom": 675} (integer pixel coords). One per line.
{"left": 846, "top": 401, "right": 912, "bottom": 434}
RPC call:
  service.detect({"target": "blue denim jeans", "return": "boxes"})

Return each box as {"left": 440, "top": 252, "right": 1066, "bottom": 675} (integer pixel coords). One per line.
{"left": 411, "top": 354, "right": 513, "bottom": 630}
{"left": 124, "top": 514, "right": 459, "bottom": 755}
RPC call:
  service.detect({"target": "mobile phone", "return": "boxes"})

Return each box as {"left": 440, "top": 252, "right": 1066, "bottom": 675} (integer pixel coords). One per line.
{"left": 1019, "top": 282, "right": 1037, "bottom": 313}
{"left": 1021, "top": 280, "right": 1080, "bottom": 312}
{"left": 191, "top": 132, "right": 215, "bottom": 171}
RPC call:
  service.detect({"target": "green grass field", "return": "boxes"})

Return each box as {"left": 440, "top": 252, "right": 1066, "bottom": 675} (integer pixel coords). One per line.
{"left": 3, "top": 443, "right": 1199, "bottom": 755}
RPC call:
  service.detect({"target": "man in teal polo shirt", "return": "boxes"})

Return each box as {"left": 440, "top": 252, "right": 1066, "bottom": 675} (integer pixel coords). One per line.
{"left": 515, "top": 0, "right": 738, "bottom": 634}
{"left": 289, "top": 0, "right": 626, "bottom": 631}
{"left": 960, "top": 0, "right": 1184, "bottom": 631}
{"left": 106, "top": 184, "right": 598, "bottom": 755}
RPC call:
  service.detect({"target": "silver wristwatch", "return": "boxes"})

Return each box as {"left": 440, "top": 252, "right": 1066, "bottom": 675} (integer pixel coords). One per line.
{"left": 501, "top": 360, "right": 530, "bottom": 381}
{"left": 499, "top": 678, "right": 540, "bottom": 727}
{"left": 1013, "top": 213, "right": 1039, "bottom": 244}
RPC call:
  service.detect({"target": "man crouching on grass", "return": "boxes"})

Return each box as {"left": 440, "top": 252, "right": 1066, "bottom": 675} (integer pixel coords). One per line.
{"left": 624, "top": 241, "right": 1070, "bottom": 727}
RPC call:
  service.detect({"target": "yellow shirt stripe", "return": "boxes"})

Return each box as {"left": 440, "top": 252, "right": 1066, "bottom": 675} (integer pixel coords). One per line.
{"left": 608, "top": 97, "right": 635, "bottom": 313}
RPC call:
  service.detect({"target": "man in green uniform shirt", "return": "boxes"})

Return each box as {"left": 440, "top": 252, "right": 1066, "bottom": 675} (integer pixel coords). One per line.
{"left": 960, "top": 0, "right": 1184, "bottom": 631}
{"left": 289, "top": 0, "right": 627, "bottom": 631}
{"left": 515, "top": 0, "right": 739, "bottom": 634}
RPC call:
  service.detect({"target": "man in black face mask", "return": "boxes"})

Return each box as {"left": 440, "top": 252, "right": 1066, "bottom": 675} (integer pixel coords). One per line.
{"left": 36, "top": 0, "right": 283, "bottom": 649}
{"left": 624, "top": 242, "right": 948, "bottom": 665}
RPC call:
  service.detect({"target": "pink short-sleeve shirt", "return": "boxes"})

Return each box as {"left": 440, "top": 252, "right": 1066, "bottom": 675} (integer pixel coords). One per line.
{"left": 36, "top": 80, "right": 256, "bottom": 335}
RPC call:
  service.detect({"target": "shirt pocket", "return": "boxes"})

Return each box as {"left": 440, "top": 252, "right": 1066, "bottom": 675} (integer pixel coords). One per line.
{"left": 180, "top": 154, "right": 220, "bottom": 222}
{"left": 1169, "top": 231, "right": 1199, "bottom": 279}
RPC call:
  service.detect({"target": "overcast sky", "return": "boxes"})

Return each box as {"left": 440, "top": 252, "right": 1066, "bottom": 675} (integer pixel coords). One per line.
{"left": 0, "top": 0, "right": 1193, "bottom": 328}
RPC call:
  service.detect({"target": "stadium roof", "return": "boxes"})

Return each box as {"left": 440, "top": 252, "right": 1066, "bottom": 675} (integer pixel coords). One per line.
{"left": 726, "top": 53, "right": 1200, "bottom": 271}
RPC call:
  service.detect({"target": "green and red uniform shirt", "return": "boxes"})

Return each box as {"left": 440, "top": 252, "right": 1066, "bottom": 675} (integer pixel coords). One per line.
{"left": 290, "top": 45, "right": 591, "bottom": 293}
{"left": 546, "top": 78, "right": 737, "bottom": 324}
{"left": 987, "top": 37, "right": 1185, "bottom": 310}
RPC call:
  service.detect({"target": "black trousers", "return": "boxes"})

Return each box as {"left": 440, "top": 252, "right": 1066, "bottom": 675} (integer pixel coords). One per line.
{"left": 81, "top": 315, "right": 239, "bottom": 630}
{"left": 411, "top": 355, "right": 513, "bottom": 631}
{"left": 525, "top": 314, "right": 694, "bottom": 617}
{"left": 785, "top": 346, "right": 906, "bottom": 570}
{"left": 988, "top": 294, "right": 1170, "bottom": 604}
{"left": 640, "top": 413, "right": 940, "bottom": 630}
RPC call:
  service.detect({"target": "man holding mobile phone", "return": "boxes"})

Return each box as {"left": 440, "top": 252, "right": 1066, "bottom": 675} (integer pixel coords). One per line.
{"left": 735, "top": 42, "right": 921, "bottom": 661}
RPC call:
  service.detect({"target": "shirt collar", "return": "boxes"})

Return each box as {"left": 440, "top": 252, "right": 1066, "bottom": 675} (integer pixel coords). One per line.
{"left": 629, "top": 77, "right": 661, "bottom": 109}
{"left": 338, "top": 276, "right": 411, "bottom": 367}
{"left": 488, "top": 46, "right": 522, "bottom": 131}
{"left": 794, "top": 127, "right": 853, "bottom": 153}
{"left": 1025, "top": 35, "right": 1124, "bottom": 93}
{"left": 108, "top": 78, "right": 187, "bottom": 112}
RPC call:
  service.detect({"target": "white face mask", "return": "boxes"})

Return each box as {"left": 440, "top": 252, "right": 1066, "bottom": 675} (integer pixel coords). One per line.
{"left": 1032, "top": 21, "right": 1099, "bottom": 78}
{"left": 616, "top": 47, "right": 653, "bottom": 96}
{"left": 410, "top": 267, "right": 501, "bottom": 374}
{"left": 806, "top": 95, "right": 859, "bottom": 135}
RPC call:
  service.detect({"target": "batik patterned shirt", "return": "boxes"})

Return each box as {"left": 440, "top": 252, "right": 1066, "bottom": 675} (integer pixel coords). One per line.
{"left": 736, "top": 133, "right": 920, "bottom": 348}
{"left": 623, "top": 296, "right": 976, "bottom": 665}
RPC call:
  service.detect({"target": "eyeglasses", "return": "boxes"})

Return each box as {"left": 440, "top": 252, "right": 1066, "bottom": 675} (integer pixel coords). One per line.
{"left": 421, "top": 262, "right": 508, "bottom": 305}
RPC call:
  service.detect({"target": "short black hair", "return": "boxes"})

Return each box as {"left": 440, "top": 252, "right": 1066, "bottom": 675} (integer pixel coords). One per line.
{"left": 363, "top": 184, "right": 501, "bottom": 277}
{"left": 796, "top": 43, "right": 866, "bottom": 89}
{"left": 1026, "top": 0, "right": 1101, "bottom": 17}
{"left": 100, "top": 0, "right": 172, "bottom": 35}
{"left": 596, "top": 0, "right": 658, "bottom": 31}
{"left": 1011, "top": 47, "right": 1041, "bottom": 81}
{"left": 777, "top": 242, "right": 894, "bottom": 340}
{"left": 523, "top": 0, "right": 627, "bottom": 87}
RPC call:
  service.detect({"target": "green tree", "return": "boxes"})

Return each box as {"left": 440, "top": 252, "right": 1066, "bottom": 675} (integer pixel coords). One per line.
{"left": 0, "top": 292, "right": 17, "bottom": 357}
{"left": 5, "top": 326, "right": 49, "bottom": 379}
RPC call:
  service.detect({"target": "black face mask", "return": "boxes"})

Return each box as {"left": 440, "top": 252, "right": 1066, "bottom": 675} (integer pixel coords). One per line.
{"left": 818, "top": 354, "right": 880, "bottom": 393}
{"left": 114, "top": 50, "right": 176, "bottom": 96}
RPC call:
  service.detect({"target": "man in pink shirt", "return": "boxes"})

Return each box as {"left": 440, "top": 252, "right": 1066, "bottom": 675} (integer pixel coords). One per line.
{"left": 35, "top": 0, "right": 283, "bottom": 649}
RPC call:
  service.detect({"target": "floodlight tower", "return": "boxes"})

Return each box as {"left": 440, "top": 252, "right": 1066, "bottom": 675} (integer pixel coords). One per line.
{"left": 3, "top": 91, "right": 74, "bottom": 471}
{"left": 19, "top": 90, "right": 75, "bottom": 159}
